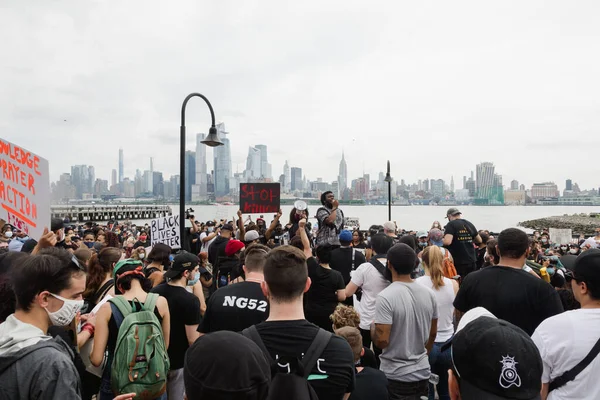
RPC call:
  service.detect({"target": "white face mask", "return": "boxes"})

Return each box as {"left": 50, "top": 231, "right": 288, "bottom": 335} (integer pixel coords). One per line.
{"left": 139, "top": 253, "right": 145, "bottom": 260}
{"left": 569, "top": 249, "right": 578, "bottom": 254}
{"left": 45, "top": 293, "right": 84, "bottom": 326}
{"left": 58, "top": 230, "right": 65, "bottom": 242}
{"left": 4, "top": 231, "right": 13, "bottom": 238}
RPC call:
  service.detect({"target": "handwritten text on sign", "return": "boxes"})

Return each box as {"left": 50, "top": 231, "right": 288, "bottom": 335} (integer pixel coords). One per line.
{"left": 150, "top": 215, "right": 181, "bottom": 249}
{"left": 0, "top": 139, "right": 50, "bottom": 240}
{"left": 240, "top": 183, "right": 281, "bottom": 214}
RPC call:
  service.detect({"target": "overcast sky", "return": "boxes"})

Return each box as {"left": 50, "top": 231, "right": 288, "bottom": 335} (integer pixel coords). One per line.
{"left": 2, "top": 0, "right": 599, "bottom": 190}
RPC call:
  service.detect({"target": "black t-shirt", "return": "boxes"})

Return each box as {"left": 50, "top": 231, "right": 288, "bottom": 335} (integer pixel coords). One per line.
{"left": 254, "top": 319, "right": 355, "bottom": 400}
{"left": 330, "top": 247, "right": 366, "bottom": 285}
{"left": 305, "top": 257, "right": 345, "bottom": 316}
{"left": 444, "top": 219, "right": 478, "bottom": 266}
{"left": 198, "top": 281, "right": 269, "bottom": 333}
{"left": 150, "top": 284, "right": 201, "bottom": 369}
{"left": 453, "top": 266, "right": 564, "bottom": 335}
{"left": 350, "top": 367, "right": 389, "bottom": 400}
{"left": 133, "top": 240, "right": 149, "bottom": 249}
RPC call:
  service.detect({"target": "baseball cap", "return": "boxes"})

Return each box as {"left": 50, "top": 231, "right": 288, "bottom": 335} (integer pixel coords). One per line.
{"left": 184, "top": 331, "right": 270, "bottom": 399}
{"left": 566, "top": 248, "right": 600, "bottom": 287}
{"left": 245, "top": 230, "right": 260, "bottom": 242}
{"left": 417, "top": 231, "right": 428, "bottom": 239}
{"left": 206, "top": 220, "right": 215, "bottom": 227}
{"left": 429, "top": 228, "right": 444, "bottom": 245}
{"left": 164, "top": 251, "right": 199, "bottom": 279}
{"left": 225, "top": 239, "right": 245, "bottom": 257}
{"left": 446, "top": 207, "right": 461, "bottom": 218}
{"left": 221, "top": 223, "right": 234, "bottom": 231}
{"left": 51, "top": 218, "right": 66, "bottom": 232}
{"left": 339, "top": 230, "right": 353, "bottom": 242}
{"left": 444, "top": 307, "right": 542, "bottom": 400}
{"left": 383, "top": 221, "right": 396, "bottom": 232}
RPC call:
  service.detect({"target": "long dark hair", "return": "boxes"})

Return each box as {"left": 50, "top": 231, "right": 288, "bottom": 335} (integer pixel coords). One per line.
{"left": 147, "top": 243, "right": 171, "bottom": 267}
{"left": 84, "top": 247, "right": 121, "bottom": 299}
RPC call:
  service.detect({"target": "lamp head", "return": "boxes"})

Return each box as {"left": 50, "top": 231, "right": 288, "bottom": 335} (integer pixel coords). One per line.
{"left": 201, "top": 126, "right": 223, "bottom": 147}
{"left": 384, "top": 160, "right": 392, "bottom": 182}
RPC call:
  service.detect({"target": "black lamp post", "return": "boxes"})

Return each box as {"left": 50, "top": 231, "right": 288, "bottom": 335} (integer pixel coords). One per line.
{"left": 180, "top": 93, "right": 222, "bottom": 245}
{"left": 384, "top": 160, "right": 393, "bottom": 221}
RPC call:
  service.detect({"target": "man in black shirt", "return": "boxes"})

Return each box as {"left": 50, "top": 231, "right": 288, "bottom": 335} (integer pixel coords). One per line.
{"left": 330, "top": 230, "right": 366, "bottom": 306}
{"left": 442, "top": 208, "right": 482, "bottom": 277}
{"left": 250, "top": 245, "right": 355, "bottom": 400}
{"left": 454, "top": 228, "right": 564, "bottom": 336}
{"left": 150, "top": 251, "right": 201, "bottom": 400}
{"left": 199, "top": 244, "right": 270, "bottom": 333}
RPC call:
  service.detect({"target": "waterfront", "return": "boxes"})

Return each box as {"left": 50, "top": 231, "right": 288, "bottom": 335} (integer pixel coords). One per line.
{"left": 131, "top": 205, "right": 600, "bottom": 233}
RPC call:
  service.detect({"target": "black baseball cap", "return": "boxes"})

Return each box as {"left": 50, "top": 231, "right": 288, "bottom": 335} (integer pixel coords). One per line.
{"left": 51, "top": 218, "right": 66, "bottom": 232}
{"left": 164, "top": 251, "right": 199, "bottom": 279}
{"left": 206, "top": 220, "right": 215, "bottom": 226}
{"left": 566, "top": 249, "right": 600, "bottom": 287}
{"left": 444, "top": 307, "right": 542, "bottom": 400}
{"left": 221, "top": 223, "right": 234, "bottom": 231}
{"left": 446, "top": 207, "right": 461, "bottom": 218}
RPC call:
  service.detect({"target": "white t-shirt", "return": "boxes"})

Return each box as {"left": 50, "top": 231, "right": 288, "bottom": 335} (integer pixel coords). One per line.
{"left": 532, "top": 308, "right": 600, "bottom": 400}
{"left": 351, "top": 259, "right": 391, "bottom": 330}
{"left": 415, "top": 276, "right": 455, "bottom": 342}
{"left": 200, "top": 232, "right": 216, "bottom": 253}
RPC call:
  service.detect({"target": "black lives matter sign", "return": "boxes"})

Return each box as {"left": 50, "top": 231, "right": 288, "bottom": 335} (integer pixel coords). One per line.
{"left": 150, "top": 215, "right": 181, "bottom": 249}
{"left": 240, "top": 183, "right": 280, "bottom": 214}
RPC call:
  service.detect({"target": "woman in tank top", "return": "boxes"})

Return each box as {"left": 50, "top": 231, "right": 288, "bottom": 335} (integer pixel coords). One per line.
{"left": 416, "top": 245, "right": 459, "bottom": 400}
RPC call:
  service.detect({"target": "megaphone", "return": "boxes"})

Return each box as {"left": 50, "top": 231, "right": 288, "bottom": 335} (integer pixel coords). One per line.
{"left": 294, "top": 200, "right": 308, "bottom": 211}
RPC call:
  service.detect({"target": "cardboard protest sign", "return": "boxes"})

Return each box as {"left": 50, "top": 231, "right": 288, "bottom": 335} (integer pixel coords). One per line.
{"left": 240, "top": 183, "right": 280, "bottom": 214}
{"left": 0, "top": 139, "right": 50, "bottom": 240}
{"left": 549, "top": 228, "right": 572, "bottom": 245}
{"left": 150, "top": 215, "right": 181, "bottom": 249}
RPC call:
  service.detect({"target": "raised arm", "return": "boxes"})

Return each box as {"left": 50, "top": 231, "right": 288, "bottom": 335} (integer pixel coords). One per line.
{"left": 265, "top": 209, "right": 282, "bottom": 240}
{"left": 298, "top": 218, "right": 313, "bottom": 259}
{"left": 237, "top": 210, "right": 246, "bottom": 240}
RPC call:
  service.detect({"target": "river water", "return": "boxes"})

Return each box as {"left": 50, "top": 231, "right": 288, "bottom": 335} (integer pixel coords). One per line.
{"left": 153, "top": 205, "right": 600, "bottom": 233}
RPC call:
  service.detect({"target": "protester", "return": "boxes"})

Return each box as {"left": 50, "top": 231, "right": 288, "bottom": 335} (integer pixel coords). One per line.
{"left": 442, "top": 208, "right": 482, "bottom": 277}
{"left": 82, "top": 247, "right": 120, "bottom": 314}
{"left": 199, "top": 220, "right": 218, "bottom": 253}
{"left": 345, "top": 233, "right": 393, "bottom": 358}
{"left": 145, "top": 243, "right": 171, "bottom": 287}
{"left": 83, "top": 230, "right": 96, "bottom": 249}
{"left": 199, "top": 244, "right": 270, "bottom": 333}
{"left": 91, "top": 258, "right": 170, "bottom": 400}
{"left": 417, "top": 231, "right": 428, "bottom": 249}
{"left": 287, "top": 203, "right": 310, "bottom": 241}
{"left": 337, "top": 326, "right": 389, "bottom": 400}
{"left": 242, "top": 245, "right": 355, "bottom": 399}
{"left": 208, "top": 223, "right": 233, "bottom": 266}
{"left": 372, "top": 243, "right": 438, "bottom": 400}
{"left": 351, "top": 230, "right": 368, "bottom": 253}
{"left": 151, "top": 252, "right": 201, "bottom": 400}
{"left": 475, "top": 231, "right": 489, "bottom": 270}
{"left": 330, "top": 230, "right": 367, "bottom": 306}
{"left": 532, "top": 249, "right": 600, "bottom": 399}
{"left": 316, "top": 191, "right": 345, "bottom": 247}
{"left": 444, "top": 307, "right": 543, "bottom": 400}
{"left": 330, "top": 304, "right": 378, "bottom": 369}
{"left": 431, "top": 221, "right": 442, "bottom": 230}
{"left": 184, "top": 331, "right": 271, "bottom": 400}
{"left": 0, "top": 251, "right": 29, "bottom": 322}
{"left": 484, "top": 238, "right": 500, "bottom": 267}
{"left": 214, "top": 238, "right": 245, "bottom": 286}
{"left": 454, "top": 228, "right": 563, "bottom": 335}
{"left": 132, "top": 231, "right": 150, "bottom": 249}
{"left": 416, "top": 245, "right": 458, "bottom": 400}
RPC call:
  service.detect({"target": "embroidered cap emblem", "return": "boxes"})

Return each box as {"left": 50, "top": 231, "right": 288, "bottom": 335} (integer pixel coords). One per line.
{"left": 499, "top": 355, "right": 521, "bottom": 388}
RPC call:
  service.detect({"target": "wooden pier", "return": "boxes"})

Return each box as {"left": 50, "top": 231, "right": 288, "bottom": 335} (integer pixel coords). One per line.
{"left": 51, "top": 204, "right": 173, "bottom": 222}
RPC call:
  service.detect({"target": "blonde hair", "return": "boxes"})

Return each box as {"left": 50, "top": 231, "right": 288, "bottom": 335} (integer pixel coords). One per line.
{"left": 336, "top": 326, "right": 363, "bottom": 363}
{"left": 422, "top": 245, "right": 445, "bottom": 290}
{"left": 330, "top": 304, "right": 360, "bottom": 330}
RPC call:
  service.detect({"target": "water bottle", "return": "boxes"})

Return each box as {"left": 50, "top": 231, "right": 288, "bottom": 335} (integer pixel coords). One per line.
{"left": 429, "top": 373, "right": 440, "bottom": 385}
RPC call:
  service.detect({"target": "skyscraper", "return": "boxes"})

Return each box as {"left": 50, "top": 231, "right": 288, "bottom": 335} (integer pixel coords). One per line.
{"left": 283, "top": 160, "right": 291, "bottom": 192}
{"left": 511, "top": 180, "right": 519, "bottom": 190}
{"left": 450, "top": 176, "right": 454, "bottom": 194}
{"left": 192, "top": 133, "right": 208, "bottom": 201}
{"left": 71, "top": 165, "right": 95, "bottom": 199}
{"left": 338, "top": 152, "right": 347, "bottom": 193}
{"left": 431, "top": 179, "right": 445, "bottom": 198}
{"left": 475, "top": 162, "right": 504, "bottom": 204}
{"left": 255, "top": 144, "right": 271, "bottom": 180}
{"left": 214, "top": 123, "right": 232, "bottom": 197}
{"left": 111, "top": 169, "right": 117, "bottom": 188}
{"left": 566, "top": 179, "right": 573, "bottom": 191}
{"left": 185, "top": 150, "right": 196, "bottom": 201}
{"left": 118, "top": 148, "right": 124, "bottom": 183}
{"left": 244, "top": 147, "right": 262, "bottom": 180}
{"left": 291, "top": 167, "right": 302, "bottom": 191}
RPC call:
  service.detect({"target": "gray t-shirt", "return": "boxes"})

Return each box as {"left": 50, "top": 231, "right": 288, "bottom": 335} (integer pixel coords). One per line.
{"left": 375, "top": 281, "right": 438, "bottom": 382}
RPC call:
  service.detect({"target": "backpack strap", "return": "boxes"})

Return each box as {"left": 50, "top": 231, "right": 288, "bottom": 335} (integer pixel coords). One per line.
{"left": 93, "top": 279, "right": 114, "bottom": 304}
{"left": 109, "top": 296, "right": 134, "bottom": 322}
{"left": 242, "top": 325, "right": 273, "bottom": 363}
{"left": 142, "top": 293, "right": 159, "bottom": 313}
{"left": 301, "top": 329, "right": 332, "bottom": 379}
{"left": 549, "top": 336, "right": 600, "bottom": 392}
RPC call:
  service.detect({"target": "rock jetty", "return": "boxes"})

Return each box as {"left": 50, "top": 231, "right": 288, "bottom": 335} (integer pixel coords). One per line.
{"left": 519, "top": 213, "right": 600, "bottom": 235}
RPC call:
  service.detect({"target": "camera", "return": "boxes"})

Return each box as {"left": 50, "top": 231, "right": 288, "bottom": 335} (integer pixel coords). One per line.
{"left": 185, "top": 208, "right": 195, "bottom": 219}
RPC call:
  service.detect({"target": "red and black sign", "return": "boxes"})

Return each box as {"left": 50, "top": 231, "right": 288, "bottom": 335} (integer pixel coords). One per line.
{"left": 240, "top": 183, "right": 280, "bottom": 214}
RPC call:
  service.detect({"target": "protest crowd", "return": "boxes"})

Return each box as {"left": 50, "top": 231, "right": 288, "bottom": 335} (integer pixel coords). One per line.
{"left": 0, "top": 191, "right": 599, "bottom": 400}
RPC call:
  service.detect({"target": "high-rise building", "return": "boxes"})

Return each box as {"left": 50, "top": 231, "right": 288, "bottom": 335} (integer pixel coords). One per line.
{"left": 531, "top": 182, "right": 559, "bottom": 199}
{"left": 566, "top": 179, "right": 573, "bottom": 191}
{"left": 111, "top": 169, "right": 117, "bottom": 188}
{"left": 214, "top": 123, "right": 231, "bottom": 197}
{"left": 291, "top": 167, "right": 302, "bottom": 191}
{"left": 283, "top": 160, "right": 291, "bottom": 192}
{"left": 192, "top": 133, "right": 208, "bottom": 201}
{"left": 185, "top": 150, "right": 196, "bottom": 201}
{"left": 153, "top": 172, "right": 164, "bottom": 198}
{"left": 338, "top": 152, "right": 347, "bottom": 193}
{"left": 450, "top": 176, "right": 454, "bottom": 194}
{"left": 244, "top": 147, "right": 262, "bottom": 180}
{"left": 255, "top": 144, "right": 271, "bottom": 180}
{"left": 475, "top": 162, "right": 504, "bottom": 204}
{"left": 511, "top": 180, "right": 519, "bottom": 190}
{"left": 70, "top": 165, "right": 95, "bottom": 199}
{"left": 431, "top": 179, "right": 445, "bottom": 198}
{"left": 143, "top": 170, "right": 153, "bottom": 194}
{"left": 463, "top": 176, "right": 467, "bottom": 189}
{"left": 118, "top": 148, "right": 124, "bottom": 183}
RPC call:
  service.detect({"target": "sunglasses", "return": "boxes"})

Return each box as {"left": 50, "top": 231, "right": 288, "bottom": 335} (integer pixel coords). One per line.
{"left": 70, "top": 255, "right": 86, "bottom": 271}
{"left": 564, "top": 270, "right": 579, "bottom": 282}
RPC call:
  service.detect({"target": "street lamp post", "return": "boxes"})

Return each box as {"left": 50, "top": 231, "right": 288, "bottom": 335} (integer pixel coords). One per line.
{"left": 180, "top": 93, "right": 222, "bottom": 247}
{"left": 384, "top": 160, "right": 393, "bottom": 221}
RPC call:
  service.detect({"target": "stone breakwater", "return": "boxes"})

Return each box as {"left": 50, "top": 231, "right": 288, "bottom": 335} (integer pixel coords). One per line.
{"left": 519, "top": 214, "right": 600, "bottom": 235}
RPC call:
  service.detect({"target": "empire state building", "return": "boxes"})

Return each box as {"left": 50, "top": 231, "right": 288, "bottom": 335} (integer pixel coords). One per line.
{"left": 338, "top": 152, "right": 347, "bottom": 196}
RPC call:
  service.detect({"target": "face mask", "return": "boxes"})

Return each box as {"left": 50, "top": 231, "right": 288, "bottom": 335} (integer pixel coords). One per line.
{"left": 570, "top": 249, "right": 578, "bottom": 254}
{"left": 169, "top": 254, "right": 174, "bottom": 263}
{"left": 561, "top": 247, "right": 567, "bottom": 251}
{"left": 541, "top": 239, "right": 548, "bottom": 243}
{"left": 84, "top": 242, "right": 94, "bottom": 248}
{"left": 207, "top": 227, "right": 214, "bottom": 233}
{"left": 4, "top": 231, "right": 13, "bottom": 238}
{"left": 187, "top": 271, "right": 200, "bottom": 286}
{"left": 419, "top": 242, "right": 427, "bottom": 247}
{"left": 139, "top": 236, "right": 147, "bottom": 241}
{"left": 139, "top": 253, "right": 145, "bottom": 260}
{"left": 45, "top": 293, "right": 84, "bottom": 326}
{"left": 547, "top": 267, "right": 555, "bottom": 275}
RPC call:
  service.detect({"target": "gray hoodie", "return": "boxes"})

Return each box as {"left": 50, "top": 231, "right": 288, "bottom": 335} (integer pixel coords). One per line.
{"left": 0, "top": 314, "right": 82, "bottom": 399}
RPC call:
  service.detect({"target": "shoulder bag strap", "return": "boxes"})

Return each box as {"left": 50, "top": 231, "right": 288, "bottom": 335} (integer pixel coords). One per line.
{"left": 242, "top": 325, "right": 274, "bottom": 363}
{"left": 93, "top": 279, "right": 114, "bottom": 303}
{"left": 301, "top": 328, "right": 332, "bottom": 378}
{"left": 370, "top": 257, "right": 390, "bottom": 281}
{"left": 549, "top": 337, "right": 600, "bottom": 392}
